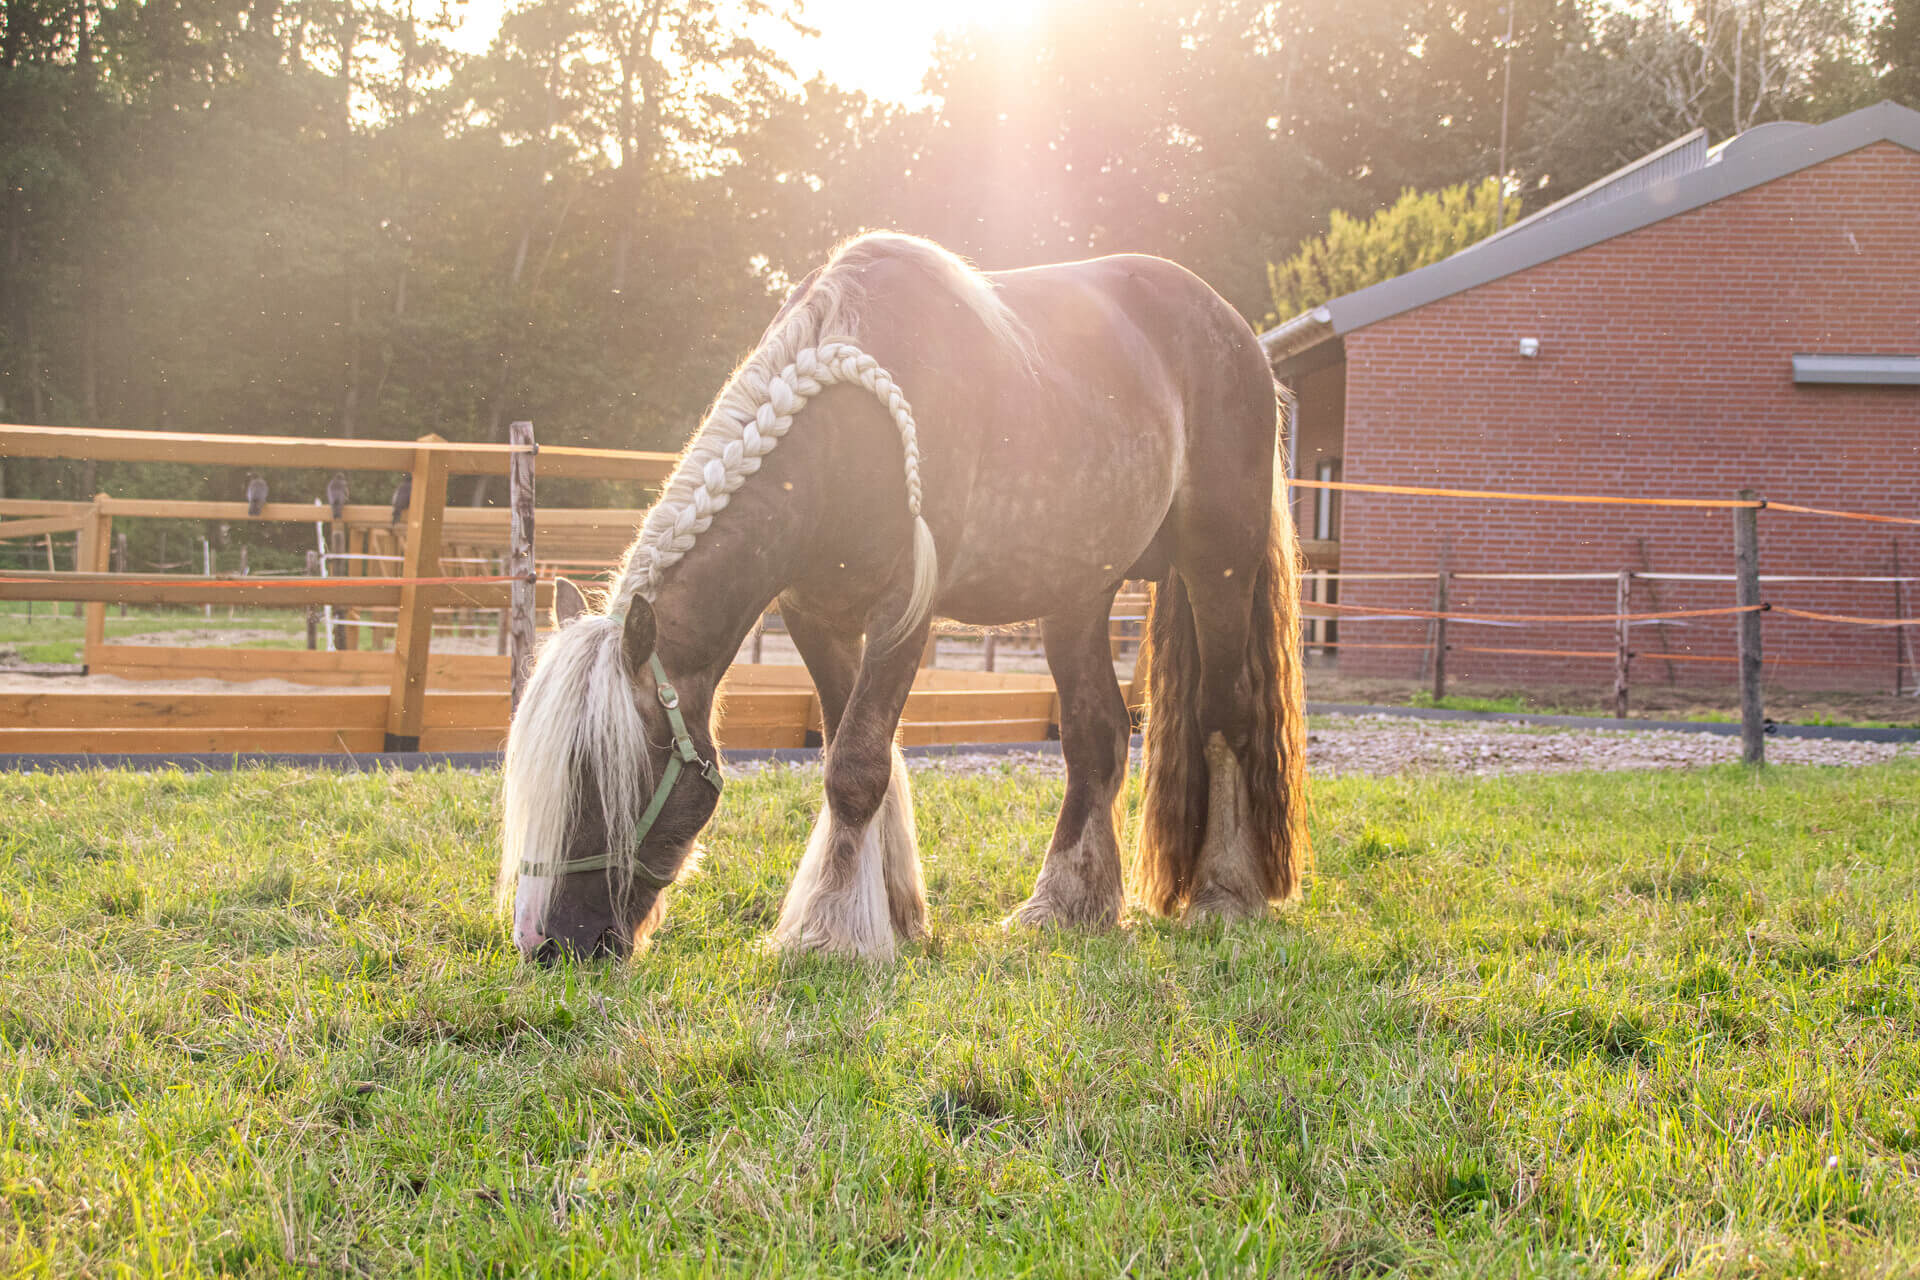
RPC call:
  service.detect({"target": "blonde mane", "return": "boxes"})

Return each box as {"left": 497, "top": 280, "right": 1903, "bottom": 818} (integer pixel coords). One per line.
{"left": 605, "top": 232, "right": 1033, "bottom": 638}
{"left": 499, "top": 232, "right": 1033, "bottom": 927}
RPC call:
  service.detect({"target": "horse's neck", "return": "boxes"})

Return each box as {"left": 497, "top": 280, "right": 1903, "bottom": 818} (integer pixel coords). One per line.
{"left": 647, "top": 477, "right": 808, "bottom": 691}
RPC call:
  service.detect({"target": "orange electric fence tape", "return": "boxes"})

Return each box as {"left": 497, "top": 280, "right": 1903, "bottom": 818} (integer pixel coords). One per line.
{"left": 1307, "top": 641, "right": 1431, "bottom": 653}
{"left": 1774, "top": 606, "right": 1920, "bottom": 628}
{"left": 1287, "top": 478, "right": 1761, "bottom": 509}
{"left": 1647, "top": 650, "right": 1901, "bottom": 669}
{"left": 1289, "top": 479, "right": 1920, "bottom": 526}
{"left": 1765, "top": 502, "right": 1920, "bottom": 527}
{"left": 1307, "top": 601, "right": 1764, "bottom": 624}
{"left": 1316, "top": 640, "right": 1895, "bottom": 670}
{"left": 0, "top": 574, "right": 520, "bottom": 588}
{"left": 1448, "top": 644, "right": 1616, "bottom": 660}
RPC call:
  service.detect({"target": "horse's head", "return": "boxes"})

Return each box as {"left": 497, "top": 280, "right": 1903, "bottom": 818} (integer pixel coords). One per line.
{"left": 499, "top": 579, "right": 722, "bottom": 963}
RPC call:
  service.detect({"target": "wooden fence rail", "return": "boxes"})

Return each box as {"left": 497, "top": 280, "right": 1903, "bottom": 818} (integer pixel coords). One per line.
{"left": 0, "top": 422, "right": 677, "bottom": 482}
{"left": 0, "top": 421, "right": 1073, "bottom": 756}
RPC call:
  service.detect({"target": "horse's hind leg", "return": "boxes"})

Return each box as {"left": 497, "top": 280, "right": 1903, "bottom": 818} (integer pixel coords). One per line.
{"left": 774, "top": 609, "right": 929, "bottom": 958}
{"left": 1011, "top": 595, "right": 1129, "bottom": 929}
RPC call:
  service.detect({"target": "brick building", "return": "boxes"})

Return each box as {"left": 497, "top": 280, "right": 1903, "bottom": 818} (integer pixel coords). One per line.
{"left": 1263, "top": 100, "right": 1920, "bottom": 692}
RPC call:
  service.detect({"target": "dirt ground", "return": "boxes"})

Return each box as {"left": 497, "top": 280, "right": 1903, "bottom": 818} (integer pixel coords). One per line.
{"left": 745, "top": 715, "right": 1919, "bottom": 779}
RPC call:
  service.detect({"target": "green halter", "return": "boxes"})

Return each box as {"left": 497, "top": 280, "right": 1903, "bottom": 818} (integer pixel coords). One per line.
{"left": 519, "top": 651, "right": 724, "bottom": 883}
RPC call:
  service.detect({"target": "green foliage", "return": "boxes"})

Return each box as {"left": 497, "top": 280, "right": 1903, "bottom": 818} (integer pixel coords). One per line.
{"left": 1880, "top": 0, "right": 1920, "bottom": 106}
{"left": 1522, "top": 0, "right": 1883, "bottom": 201}
{"left": 1265, "top": 179, "right": 1519, "bottom": 323}
{"left": 3, "top": 761, "right": 1920, "bottom": 1273}
{"left": 0, "top": 0, "right": 1895, "bottom": 525}
{"left": 0, "top": 607, "right": 308, "bottom": 666}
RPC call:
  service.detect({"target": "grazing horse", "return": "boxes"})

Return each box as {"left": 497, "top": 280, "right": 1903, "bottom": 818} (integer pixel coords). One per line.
{"left": 499, "top": 232, "right": 1308, "bottom": 962}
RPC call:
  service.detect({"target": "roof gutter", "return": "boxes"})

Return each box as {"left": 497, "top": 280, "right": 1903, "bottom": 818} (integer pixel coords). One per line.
{"left": 1258, "top": 305, "right": 1335, "bottom": 363}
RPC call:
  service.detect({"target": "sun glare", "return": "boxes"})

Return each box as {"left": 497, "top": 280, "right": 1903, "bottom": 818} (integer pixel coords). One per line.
{"left": 446, "top": 0, "right": 1039, "bottom": 104}
{"left": 791, "top": 0, "right": 1041, "bottom": 102}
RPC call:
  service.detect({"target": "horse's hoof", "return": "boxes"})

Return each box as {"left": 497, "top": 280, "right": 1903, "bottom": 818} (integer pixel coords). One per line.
{"left": 767, "top": 927, "right": 897, "bottom": 963}
{"left": 1004, "top": 895, "right": 1119, "bottom": 931}
{"left": 1181, "top": 892, "right": 1268, "bottom": 927}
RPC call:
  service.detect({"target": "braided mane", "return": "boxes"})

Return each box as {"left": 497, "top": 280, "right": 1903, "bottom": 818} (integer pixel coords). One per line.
{"left": 604, "top": 232, "right": 1029, "bottom": 648}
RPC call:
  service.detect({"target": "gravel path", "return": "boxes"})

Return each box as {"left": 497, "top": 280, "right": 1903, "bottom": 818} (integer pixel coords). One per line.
{"left": 737, "top": 714, "right": 1919, "bottom": 779}
{"left": 1300, "top": 714, "right": 1916, "bottom": 776}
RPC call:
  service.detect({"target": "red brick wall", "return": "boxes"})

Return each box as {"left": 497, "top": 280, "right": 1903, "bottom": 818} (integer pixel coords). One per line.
{"left": 1334, "top": 141, "right": 1920, "bottom": 692}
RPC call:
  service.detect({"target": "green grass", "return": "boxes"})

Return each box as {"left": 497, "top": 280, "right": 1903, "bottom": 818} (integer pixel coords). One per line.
{"left": 3, "top": 762, "right": 1918, "bottom": 1277}
{"left": 1404, "top": 691, "right": 1574, "bottom": 716}
{"left": 0, "top": 608, "right": 312, "bottom": 664}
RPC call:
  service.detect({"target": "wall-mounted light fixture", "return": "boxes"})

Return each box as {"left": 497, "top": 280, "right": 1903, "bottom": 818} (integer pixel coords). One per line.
{"left": 1518, "top": 337, "right": 1541, "bottom": 358}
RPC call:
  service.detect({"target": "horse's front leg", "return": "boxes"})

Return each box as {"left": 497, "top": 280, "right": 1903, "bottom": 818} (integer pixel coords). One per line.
{"left": 1011, "top": 596, "right": 1128, "bottom": 928}
{"left": 772, "top": 616, "right": 930, "bottom": 960}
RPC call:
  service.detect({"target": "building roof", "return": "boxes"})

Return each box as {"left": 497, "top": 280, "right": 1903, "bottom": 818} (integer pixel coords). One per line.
{"left": 1260, "top": 100, "right": 1920, "bottom": 371}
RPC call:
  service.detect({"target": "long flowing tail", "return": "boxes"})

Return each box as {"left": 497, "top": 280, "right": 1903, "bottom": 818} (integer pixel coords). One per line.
{"left": 1132, "top": 485, "right": 1311, "bottom": 914}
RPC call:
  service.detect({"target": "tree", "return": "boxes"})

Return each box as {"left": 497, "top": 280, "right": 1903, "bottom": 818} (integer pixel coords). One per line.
{"left": 731, "top": 0, "right": 1565, "bottom": 320}
{"left": 1879, "top": 0, "right": 1920, "bottom": 105}
{"left": 1265, "top": 178, "right": 1519, "bottom": 322}
{"left": 1523, "top": 0, "right": 1880, "bottom": 199}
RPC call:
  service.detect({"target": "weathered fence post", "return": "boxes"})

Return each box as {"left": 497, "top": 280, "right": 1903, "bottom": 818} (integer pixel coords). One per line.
{"left": 750, "top": 613, "right": 766, "bottom": 664}
{"left": 1614, "top": 569, "right": 1632, "bottom": 719}
{"left": 1892, "top": 541, "right": 1911, "bottom": 697}
{"left": 306, "top": 550, "right": 321, "bottom": 650}
{"left": 1734, "top": 490, "right": 1765, "bottom": 765}
{"left": 385, "top": 434, "right": 451, "bottom": 752}
{"left": 114, "top": 531, "right": 127, "bottom": 618}
{"left": 983, "top": 631, "right": 997, "bottom": 673}
{"left": 81, "top": 497, "right": 110, "bottom": 662}
{"left": 508, "top": 420, "right": 537, "bottom": 713}
{"left": 1429, "top": 568, "right": 1450, "bottom": 703}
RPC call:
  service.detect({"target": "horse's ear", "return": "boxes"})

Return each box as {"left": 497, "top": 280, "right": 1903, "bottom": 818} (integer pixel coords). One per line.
{"left": 552, "top": 577, "right": 588, "bottom": 629}
{"left": 621, "top": 596, "right": 657, "bottom": 676}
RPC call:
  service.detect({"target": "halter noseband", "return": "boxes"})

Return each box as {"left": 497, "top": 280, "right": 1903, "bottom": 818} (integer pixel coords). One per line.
{"left": 518, "top": 651, "right": 724, "bottom": 884}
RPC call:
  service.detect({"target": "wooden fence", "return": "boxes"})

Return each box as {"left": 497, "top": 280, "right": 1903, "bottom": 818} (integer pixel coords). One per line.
{"left": 0, "top": 422, "right": 1077, "bottom": 755}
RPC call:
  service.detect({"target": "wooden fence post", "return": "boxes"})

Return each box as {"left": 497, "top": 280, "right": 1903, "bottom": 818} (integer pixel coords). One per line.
{"left": 114, "top": 531, "right": 127, "bottom": 618}
{"left": 508, "top": 421, "right": 537, "bottom": 712}
{"left": 83, "top": 496, "right": 110, "bottom": 667}
{"left": 1429, "top": 568, "right": 1450, "bottom": 703}
{"left": 1614, "top": 569, "right": 1632, "bottom": 719}
{"left": 982, "top": 631, "right": 997, "bottom": 673}
{"left": 1892, "top": 541, "right": 1911, "bottom": 697}
{"left": 341, "top": 527, "right": 362, "bottom": 651}
{"left": 385, "top": 435, "right": 451, "bottom": 752}
{"left": 1734, "top": 490, "right": 1765, "bottom": 765}
{"left": 306, "top": 550, "right": 321, "bottom": 650}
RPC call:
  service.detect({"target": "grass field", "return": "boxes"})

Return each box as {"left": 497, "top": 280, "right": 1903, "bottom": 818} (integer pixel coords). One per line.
{"left": 3, "top": 761, "right": 1918, "bottom": 1277}
{"left": 0, "top": 608, "right": 309, "bottom": 665}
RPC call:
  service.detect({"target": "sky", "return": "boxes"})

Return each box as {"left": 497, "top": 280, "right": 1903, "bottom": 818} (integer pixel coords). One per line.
{"left": 441, "top": 0, "right": 1040, "bottom": 103}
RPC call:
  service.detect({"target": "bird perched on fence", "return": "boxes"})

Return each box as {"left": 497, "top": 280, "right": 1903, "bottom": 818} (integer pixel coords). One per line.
{"left": 245, "top": 474, "right": 268, "bottom": 517}
{"left": 390, "top": 474, "right": 411, "bottom": 526}
{"left": 326, "top": 472, "right": 349, "bottom": 521}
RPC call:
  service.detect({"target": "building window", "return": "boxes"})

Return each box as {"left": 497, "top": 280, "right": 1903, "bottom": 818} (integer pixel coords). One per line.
{"left": 1314, "top": 459, "right": 1341, "bottom": 542}
{"left": 1791, "top": 354, "right": 1920, "bottom": 386}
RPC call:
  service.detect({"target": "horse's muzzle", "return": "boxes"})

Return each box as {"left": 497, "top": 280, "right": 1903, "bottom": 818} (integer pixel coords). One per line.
{"left": 529, "top": 928, "right": 629, "bottom": 965}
